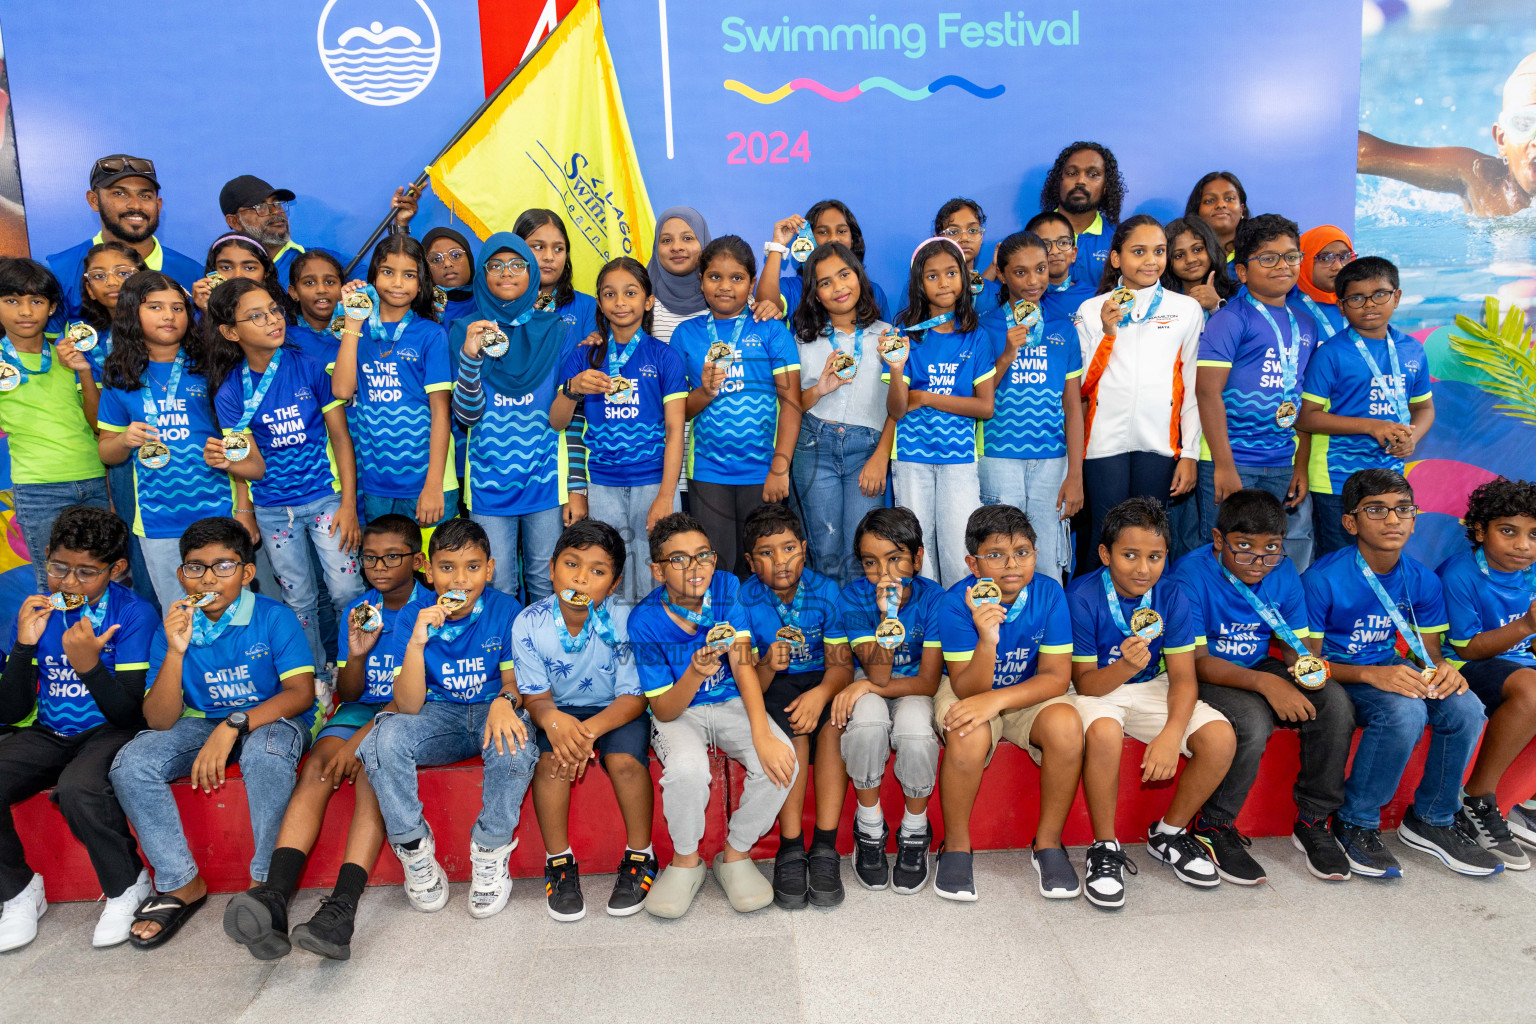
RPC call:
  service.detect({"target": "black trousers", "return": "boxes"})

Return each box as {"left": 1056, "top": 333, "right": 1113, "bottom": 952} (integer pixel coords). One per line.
{"left": 0, "top": 724, "right": 143, "bottom": 900}
{"left": 688, "top": 479, "right": 775, "bottom": 579}
{"left": 1079, "top": 452, "right": 1177, "bottom": 574}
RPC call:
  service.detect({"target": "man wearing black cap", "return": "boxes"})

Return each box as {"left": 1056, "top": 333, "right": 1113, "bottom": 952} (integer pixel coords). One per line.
{"left": 44, "top": 154, "right": 202, "bottom": 323}
{"left": 220, "top": 174, "right": 306, "bottom": 282}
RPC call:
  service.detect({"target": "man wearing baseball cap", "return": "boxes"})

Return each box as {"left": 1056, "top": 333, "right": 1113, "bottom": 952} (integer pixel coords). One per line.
{"left": 44, "top": 154, "right": 202, "bottom": 323}
{"left": 220, "top": 174, "right": 309, "bottom": 282}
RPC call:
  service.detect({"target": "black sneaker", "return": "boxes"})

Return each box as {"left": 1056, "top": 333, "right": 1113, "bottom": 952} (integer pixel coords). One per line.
{"left": 1397, "top": 807, "right": 1504, "bottom": 876}
{"left": 1083, "top": 841, "right": 1136, "bottom": 909}
{"left": 852, "top": 822, "right": 890, "bottom": 891}
{"left": 1291, "top": 817, "right": 1351, "bottom": 881}
{"left": 773, "top": 843, "right": 809, "bottom": 910}
{"left": 290, "top": 893, "right": 358, "bottom": 961}
{"left": 1457, "top": 793, "right": 1531, "bottom": 870}
{"left": 1031, "top": 844, "right": 1081, "bottom": 899}
{"left": 222, "top": 884, "right": 291, "bottom": 960}
{"left": 891, "top": 824, "right": 932, "bottom": 895}
{"left": 1332, "top": 818, "right": 1401, "bottom": 878}
{"left": 806, "top": 840, "right": 845, "bottom": 908}
{"left": 1145, "top": 824, "right": 1220, "bottom": 888}
{"left": 1191, "top": 814, "right": 1267, "bottom": 885}
{"left": 607, "top": 850, "right": 657, "bottom": 917}
{"left": 544, "top": 854, "right": 585, "bottom": 922}
{"left": 932, "top": 849, "right": 976, "bottom": 902}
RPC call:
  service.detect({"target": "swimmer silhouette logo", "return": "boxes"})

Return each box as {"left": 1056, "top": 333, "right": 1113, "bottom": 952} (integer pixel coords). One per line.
{"left": 318, "top": 0, "right": 441, "bottom": 107}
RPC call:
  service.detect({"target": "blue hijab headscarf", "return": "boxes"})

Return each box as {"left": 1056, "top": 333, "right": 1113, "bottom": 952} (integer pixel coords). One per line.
{"left": 449, "top": 231, "right": 568, "bottom": 395}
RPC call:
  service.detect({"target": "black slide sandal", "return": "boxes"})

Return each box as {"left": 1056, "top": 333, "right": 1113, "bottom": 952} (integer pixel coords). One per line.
{"left": 128, "top": 893, "right": 208, "bottom": 949}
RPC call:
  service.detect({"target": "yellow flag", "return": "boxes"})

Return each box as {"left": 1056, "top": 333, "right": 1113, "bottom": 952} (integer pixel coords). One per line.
{"left": 428, "top": 0, "right": 653, "bottom": 293}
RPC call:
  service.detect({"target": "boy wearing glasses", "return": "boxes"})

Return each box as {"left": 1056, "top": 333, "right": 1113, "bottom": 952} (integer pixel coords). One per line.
{"left": 1025, "top": 211, "right": 1093, "bottom": 321}
{"left": 1299, "top": 256, "right": 1435, "bottom": 557}
{"left": 1301, "top": 469, "right": 1498, "bottom": 878}
{"left": 111, "top": 517, "right": 317, "bottom": 949}
{"left": 1195, "top": 215, "right": 1323, "bottom": 570}
{"left": 0, "top": 507, "right": 157, "bottom": 952}
{"left": 629, "top": 513, "right": 796, "bottom": 920}
{"left": 1170, "top": 489, "right": 1355, "bottom": 884}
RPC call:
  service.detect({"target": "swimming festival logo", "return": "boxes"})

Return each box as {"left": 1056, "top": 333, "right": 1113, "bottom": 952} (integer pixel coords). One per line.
{"left": 317, "top": 0, "right": 441, "bottom": 107}
{"left": 725, "top": 76, "right": 1003, "bottom": 105}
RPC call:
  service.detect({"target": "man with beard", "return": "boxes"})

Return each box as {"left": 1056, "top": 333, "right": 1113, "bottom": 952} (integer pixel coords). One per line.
{"left": 45, "top": 155, "right": 201, "bottom": 325}
{"left": 1038, "top": 142, "right": 1127, "bottom": 288}
{"left": 219, "top": 175, "right": 308, "bottom": 281}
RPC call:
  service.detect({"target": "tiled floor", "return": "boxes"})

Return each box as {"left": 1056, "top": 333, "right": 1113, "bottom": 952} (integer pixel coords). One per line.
{"left": 5, "top": 837, "right": 1534, "bottom": 1024}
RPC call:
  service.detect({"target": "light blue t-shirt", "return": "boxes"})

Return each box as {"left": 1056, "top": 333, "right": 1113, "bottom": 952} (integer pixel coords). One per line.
{"left": 979, "top": 308, "right": 1082, "bottom": 461}
{"left": 511, "top": 595, "right": 642, "bottom": 708}
{"left": 385, "top": 586, "right": 523, "bottom": 703}
{"left": 939, "top": 573, "right": 1074, "bottom": 688}
{"left": 629, "top": 572, "right": 741, "bottom": 707}
{"left": 893, "top": 326, "right": 994, "bottom": 464}
{"left": 213, "top": 348, "right": 344, "bottom": 507}
{"left": 828, "top": 575, "right": 945, "bottom": 679}
{"left": 727, "top": 569, "right": 842, "bottom": 675}
{"left": 1169, "top": 544, "right": 1311, "bottom": 668}
{"left": 349, "top": 316, "right": 455, "bottom": 499}
{"left": 1301, "top": 547, "right": 1448, "bottom": 666}
{"left": 561, "top": 332, "right": 687, "bottom": 487}
{"left": 1438, "top": 549, "right": 1536, "bottom": 667}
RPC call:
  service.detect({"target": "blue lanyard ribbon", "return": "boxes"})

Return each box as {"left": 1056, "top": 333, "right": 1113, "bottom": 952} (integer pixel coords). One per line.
{"left": 605, "top": 331, "right": 641, "bottom": 379}
{"left": 664, "top": 590, "right": 713, "bottom": 629}
{"left": 1, "top": 336, "right": 49, "bottom": 384}
{"left": 429, "top": 595, "right": 485, "bottom": 642}
{"left": 366, "top": 284, "right": 415, "bottom": 349}
{"left": 1355, "top": 551, "right": 1432, "bottom": 665}
{"left": 1245, "top": 294, "right": 1303, "bottom": 400}
{"left": 233, "top": 349, "right": 283, "bottom": 433}
{"left": 191, "top": 588, "right": 250, "bottom": 647}
{"left": 1297, "top": 293, "right": 1335, "bottom": 333}
{"left": 1219, "top": 563, "right": 1309, "bottom": 659}
{"left": 1475, "top": 548, "right": 1536, "bottom": 594}
{"left": 139, "top": 352, "right": 185, "bottom": 435}
{"left": 1102, "top": 571, "right": 1152, "bottom": 637}
{"left": 558, "top": 596, "right": 619, "bottom": 654}
{"left": 1048, "top": 275, "right": 1073, "bottom": 293}
{"left": 704, "top": 313, "right": 747, "bottom": 355}
{"left": 85, "top": 330, "right": 113, "bottom": 375}
{"left": 1000, "top": 583, "right": 1029, "bottom": 624}
{"left": 1116, "top": 280, "right": 1165, "bottom": 329}
{"left": 831, "top": 325, "right": 865, "bottom": 370}
{"left": 774, "top": 581, "right": 809, "bottom": 628}
{"left": 902, "top": 312, "right": 954, "bottom": 336}
{"left": 1348, "top": 328, "right": 1410, "bottom": 425}
{"left": 58, "top": 593, "right": 109, "bottom": 631}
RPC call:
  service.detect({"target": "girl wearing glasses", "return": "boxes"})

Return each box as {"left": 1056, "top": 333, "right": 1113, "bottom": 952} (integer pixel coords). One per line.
{"left": 515, "top": 209, "right": 597, "bottom": 340}
{"left": 453, "top": 232, "right": 583, "bottom": 601}
{"left": 421, "top": 227, "right": 477, "bottom": 326}
{"left": 932, "top": 198, "right": 999, "bottom": 309}
{"left": 76, "top": 241, "right": 145, "bottom": 374}
{"left": 1296, "top": 226, "right": 1355, "bottom": 337}
{"left": 755, "top": 199, "right": 894, "bottom": 324}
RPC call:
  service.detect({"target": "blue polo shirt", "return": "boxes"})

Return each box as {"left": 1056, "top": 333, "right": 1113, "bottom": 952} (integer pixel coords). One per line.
{"left": 979, "top": 309, "right": 1082, "bottom": 460}
{"left": 349, "top": 316, "right": 456, "bottom": 499}
{"left": 213, "top": 348, "right": 345, "bottom": 507}
{"left": 1066, "top": 567, "right": 1199, "bottom": 685}
{"left": 511, "top": 595, "right": 642, "bottom": 708}
{"left": 385, "top": 587, "right": 522, "bottom": 704}
{"left": 148, "top": 591, "right": 316, "bottom": 727}
{"left": 629, "top": 572, "right": 741, "bottom": 707}
{"left": 892, "top": 326, "right": 994, "bottom": 464}
{"left": 98, "top": 362, "right": 234, "bottom": 538}
{"left": 727, "top": 569, "right": 842, "bottom": 674}
{"left": 939, "top": 574, "right": 1074, "bottom": 689}
{"left": 1170, "top": 545, "right": 1311, "bottom": 668}
{"left": 779, "top": 272, "right": 893, "bottom": 324}
{"left": 829, "top": 575, "right": 945, "bottom": 679}
{"left": 1196, "top": 289, "right": 1322, "bottom": 469}
{"left": 1439, "top": 550, "right": 1536, "bottom": 668}
{"left": 560, "top": 332, "right": 687, "bottom": 487}
{"left": 1064, "top": 211, "right": 1113, "bottom": 288}
{"left": 672, "top": 314, "right": 800, "bottom": 485}
{"left": 46, "top": 234, "right": 202, "bottom": 328}
{"left": 336, "top": 584, "right": 430, "bottom": 704}
{"left": 5, "top": 582, "right": 156, "bottom": 735}
{"left": 1301, "top": 547, "right": 1448, "bottom": 666}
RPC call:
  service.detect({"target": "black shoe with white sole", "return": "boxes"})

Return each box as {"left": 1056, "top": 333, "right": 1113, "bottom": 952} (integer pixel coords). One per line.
{"left": 853, "top": 822, "right": 890, "bottom": 891}
{"left": 1457, "top": 793, "right": 1531, "bottom": 870}
{"left": 891, "top": 825, "right": 932, "bottom": 895}
{"left": 1291, "top": 817, "right": 1350, "bottom": 881}
{"left": 1031, "top": 845, "right": 1081, "bottom": 899}
{"left": 607, "top": 850, "right": 657, "bottom": 917}
{"left": 1145, "top": 824, "right": 1220, "bottom": 888}
{"left": 1083, "top": 841, "right": 1136, "bottom": 909}
{"left": 1191, "top": 814, "right": 1266, "bottom": 885}
{"left": 544, "top": 854, "right": 586, "bottom": 922}
{"left": 1332, "top": 818, "right": 1401, "bottom": 878}
{"left": 1397, "top": 808, "right": 1503, "bottom": 877}
{"left": 933, "top": 850, "right": 976, "bottom": 901}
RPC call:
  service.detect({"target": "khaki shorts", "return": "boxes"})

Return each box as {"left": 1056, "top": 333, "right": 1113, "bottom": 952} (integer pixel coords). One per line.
{"left": 1071, "top": 673, "right": 1228, "bottom": 756}
{"left": 933, "top": 677, "right": 1078, "bottom": 766}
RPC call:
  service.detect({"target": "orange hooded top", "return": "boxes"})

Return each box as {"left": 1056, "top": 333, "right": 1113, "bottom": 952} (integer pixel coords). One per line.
{"left": 1298, "top": 225, "right": 1354, "bottom": 305}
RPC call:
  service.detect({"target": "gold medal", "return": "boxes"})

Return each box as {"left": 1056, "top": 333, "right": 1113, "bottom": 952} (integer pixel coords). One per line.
{"left": 432, "top": 285, "right": 448, "bottom": 312}
{"left": 0, "top": 362, "right": 19, "bottom": 392}
{"left": 606, "top": 376, "right": 635, "bottom": 403}
{"left": 1421, "top": 665, "right": 1438, "bottom": 686}
{"left": 479, "top": 324, "right": 509, "bottom": 358}
{"left": 534, "top": 292, "right": 555, "bottom": 312}
{"left": 328, "top": 314, "right": 348, "bottom": 339}
{"left": 64, "top": 322, "right": 99, "bottom": 352}
{"left": 1011, "top": 299, "right": 1040, "bottom": 328}
{"left": 222, "top": 432, "right": 252, "bottom": 463}
{"left": 1275, "top": 400, "right": 1299, "bottom": 428}
{"left": 437, "top": 589, "right": 470, "bottom": 614}
{"left": 49, "top": 592, "right": 86, "bottom": 611}
{"left": 1291, "top": 654, "right": 1328, "bottom": 690}
{"left": 559, "top": 589, "right": 591, "bottom": 607}
{"left": 875, "top": 617, "right": 906, "bottom": 650}
{"left": 969, "top": 578, "right": 1002, "bottom": 604}
{"left": 969, "top": 270, "right": 984, "bottom": 295}
{"left": 830, "top": 351, "right": 858, "bottom": 380}
{"left": 706, "top": 341, "right": 735, "bottom": 368}
{"left": 877, "top": 331, "right": 908, "bottom": 363}
{"left": 775, "top": 625, "right": 805, "bottom": 648}
{"left": 350, "top": 603, "right": 383, "bottom": 633}
{"left": 342, "top": 290, "right": 373, "bottom": 321}
{"left": 789, "top": 234, "right": 816, "bottom": 262}
{"left": 191, "top": 591, "right": 220, "bottom": 608}
{"left": 205, "top": 271, "right": 226, "bottom": 290}
{"left": 705, "top": 622, "right": 738, "bottom": 651}
{"left": 1129, "top": 607, "right": 1164, "bottom": 640}
{"left": 137, "top": 439, "right": 172, "bottom": 470}
{"left": 1111, "top": 286, "right": 1136, "bottom": 310}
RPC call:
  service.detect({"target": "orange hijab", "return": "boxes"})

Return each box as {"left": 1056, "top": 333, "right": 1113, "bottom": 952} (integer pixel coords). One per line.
{"left": 1298, "top": 225, "right": 1353, "bottom": 305}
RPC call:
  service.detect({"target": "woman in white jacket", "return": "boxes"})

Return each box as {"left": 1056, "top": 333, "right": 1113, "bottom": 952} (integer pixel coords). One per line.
{"left": 1074, "top": 214, "right": 1203, "bottom": 554}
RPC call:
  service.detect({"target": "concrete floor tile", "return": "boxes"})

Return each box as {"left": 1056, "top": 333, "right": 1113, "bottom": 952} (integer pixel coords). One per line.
{"left": 6, "top": 965, "right": 274, "bottom": 1024}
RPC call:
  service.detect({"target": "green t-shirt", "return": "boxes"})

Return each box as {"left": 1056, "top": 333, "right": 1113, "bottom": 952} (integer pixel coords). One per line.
{"left": 0, "top": 346, "right": 105, "bottom": 484}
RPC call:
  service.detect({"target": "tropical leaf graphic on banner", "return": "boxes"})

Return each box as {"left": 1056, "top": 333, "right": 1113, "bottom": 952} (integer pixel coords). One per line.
{"left": 1448, "top": 298, "right": 1536, "bottom": 426}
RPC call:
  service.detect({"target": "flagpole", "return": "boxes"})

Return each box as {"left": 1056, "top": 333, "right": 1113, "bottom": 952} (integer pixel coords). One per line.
{"left": 342, "top": 20, "right": 564, "bottom": 275}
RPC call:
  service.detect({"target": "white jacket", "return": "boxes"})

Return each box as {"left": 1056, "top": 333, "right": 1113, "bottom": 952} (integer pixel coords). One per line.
{"left": 1074, "top": 286, "right": 1203, "bottom": 461}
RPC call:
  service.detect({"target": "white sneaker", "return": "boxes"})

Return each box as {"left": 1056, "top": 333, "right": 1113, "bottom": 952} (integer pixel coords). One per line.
{"left": 391, "top": 828, "right": 449, "bottom": 913}
{"left": 93, "top": 869, "right": 152, "bottom": 948}
{"left": 468, "top": 838, "right": 516, "bottom": 919}
{"left": 0, "top": 873, "right": 46, "bottom": 952}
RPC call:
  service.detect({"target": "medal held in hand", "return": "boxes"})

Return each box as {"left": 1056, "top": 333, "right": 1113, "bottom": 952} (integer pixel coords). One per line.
{"left": 606, "top": 376, "right": 635, "bottom": 404}
{"left": 1291, "top": 654, "right": 1328, "bottom": 690}
{"left": 350, "top": 603, "right": 383, "bottom": 633}
{"left": 191, "top": 591, "right": 220, "bottom": 608}
{"left": 831, "top": 350, "right": 858, "bottom": 381}
{"left": 1110, "top": 287, "right": 1136, "bottom": 312}
{"left": 969, "top": 578, "right": 1002, "bottom": 604}
{"left": 877, "top": 331, "right": 908, "bottom": 365}
{"left": 1011, "top": 300, "right": 1041, "bottom": 330}
{"left": 328, "top": 314, "right": 348, "bottom": 339}
{"left": 1129, "top": 607, "right": 1164, "bottom": 641}
{"left": 0, "top": 362, "right": 19, "bottom": 392}
{"left": 479, "top": 324, "right": 509, "bottom": 358}
{"left": 789, "top": 223, "right": 816, "bottom": 264}
{"left": 705, "top": 621, "right": 737, "bottom": 651}
{"left": 50, "top": 592, "right": 86, "bottom": 611}
{"left": 64, "top": 322, "right": 99, "bottom": 352}
{"left": 342, "top": 289, "right": 373, "bottom": 321}
{"left": 437, "top": 589, "right": 470, "bottom": 614}
{"left": 137, "top": 438, "right": 172, "bottom": 470}
{"left": 776, "top": 625, "right": 806, "bottom": 651}
{"left": 875, "top": 581, "right": 905, "bottom": 650}
{"left": 222, "top": 432, "right": 252, "bottom": 463}
{"left": 706, "top": 341, "right": 735, "bottom": 369}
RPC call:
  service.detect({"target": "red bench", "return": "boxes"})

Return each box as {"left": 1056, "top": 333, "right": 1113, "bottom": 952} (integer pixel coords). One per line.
{"left": 19, "top": 730, "right": 1536, "bottom": 902}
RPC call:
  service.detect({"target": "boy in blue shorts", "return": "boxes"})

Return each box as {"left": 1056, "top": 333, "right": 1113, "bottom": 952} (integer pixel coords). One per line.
{"left": 1299, "top": 257, "right": 1435, "bottom": 557}
{"left": 1170, "top": 489, "right": 1355, "bottom": 884}
{"left": 630, "top": 512, "right": 796, "bottom": 920}
{"left": 826, "top": 507, "right": 944, "bottom": 897}
{"left": 112, "top": 517, "right": 316, "bottom": 949}
{"left": 935, "top": 504, "right": 1083, "bottom": 902}
{"left": 1438, "top": 478, "right": 1536, "bottom": 868}
{"left": 1301, "top": 468, "right": 1497, "bottom": 877}
{"left": 514, "top": 519, "right": 655, "bottom": 922}
{"left": 726, "top": 504, "right": 845, "bottom": 910}
{"left": 1067, "top": 498, "right": 1235, "bottom": 905}
{"left": 0, "top": 507, "right": 156, "bottom": 952}
{"left": 223, "top": 514, "right": 427, "bottom": 961}
{"left": 360, "top": 518, "right": 536, "bottom": 919}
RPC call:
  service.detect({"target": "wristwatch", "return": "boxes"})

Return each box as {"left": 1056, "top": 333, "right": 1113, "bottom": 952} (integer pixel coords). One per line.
{"left": 224, "top": 710, "right": 251, "bottom": 738}
{"left": 763, "top": 241, "right": 789, "bottom": 257}
{"left": 560, "top": 377, "right": 577, "bottom": 400}
{"left": 495, "top": 691, "right": 518, "bottom": 709}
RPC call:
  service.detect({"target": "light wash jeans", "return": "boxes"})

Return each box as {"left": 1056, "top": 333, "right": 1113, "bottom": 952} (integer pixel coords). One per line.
{"left": 891, "top": 460, "right": 980, "bottom": 588}
{"left": 254, "top": 493, "right": 364, "bottom": 675}
{"left": 1196, "top": 462, "right": 1315, "bottom": 572}
{"left": 979, "top": 454, "right": 1071, "bottom": 584}
{"left": 12, "top": 477, "right": 109, "bottom": 592}
{"left": 109, "top": 716, "right": 308, "bottom": 891}
{"left": 587, "top": 481, "right": 678, "bottom": 605}
{"left": 360, "top": 489, "right": 460, "bottom": 528}
{"left": 359, "top": 701, "right": 538, "bottom": 848}
{"left": 791, "top": 415, "right": 884, "bottom": 588}
{"left": 840, "top": 693, "right": 940, "bottom": 797}
{"left": 137, "top": 536, "right": 187, "bottom": 611}
{"left": 470, "top": 506, "right": 563, "bottom": 604}
{"left": 105, "top": 460, "right": 158, "bottom": 610}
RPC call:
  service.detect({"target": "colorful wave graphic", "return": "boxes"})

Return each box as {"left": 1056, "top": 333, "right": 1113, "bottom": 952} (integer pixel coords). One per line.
{"left": 725, "top": 76, "right": 1004, "bottom": 104}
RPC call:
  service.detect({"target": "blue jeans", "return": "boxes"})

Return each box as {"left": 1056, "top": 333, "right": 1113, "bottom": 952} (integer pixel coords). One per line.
{"left": 12, "top": 477, "right": 109, "bottom": 593}
{"left": 587, "top": 481, "right": 679, "bottom": 605}
{"left": 109, "top": 716, "right": 308, "bottom": 891}
{"left": 360, "top": 489, "right": 460, "bottom": 528}
{"left": 470, "top": 506, "right": 562, "bottom": 603}
{"left": 791, "top": 415, "right": 884, "bottom": 587}
{"left": 1339, "top": 668, "right": 1487, "bottom": 828}
{"left": 105, "top": 460, "right": 158, "bottom": 611}
{"left": 979, "top": 454, "right": 1070, "bottom": 584}
{"left": 1311, "top": 491, "right": 1352, "bottom": 559}
{"left": 1197, "top": 462, "right": 1315, "bottom": 572}
{"left": 359, "top": 701, "right": 538, "bottom": 848}
{"left": 255, "top": 493, "right": 365, "bottom": 675}
{"left": 891, "top": 460, "right": 980, "bottom": 589}
{"left": 137, "top": 536, "right": 186, "bottom": 611}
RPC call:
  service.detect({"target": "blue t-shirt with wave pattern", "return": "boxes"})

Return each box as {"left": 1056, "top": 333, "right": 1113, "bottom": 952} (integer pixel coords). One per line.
{"left": 214, "top": 349, "right": 343, "bottom": 507}
{"left": 893, "top": 326, "right": 993, "bottom": 464}
{"left": 980, "top": 309, "right": 1082, "bottom": 461}
{"left": 466, "top": 331, "right": 577, "bottom": 516}
{"left": 673, "top": 314, "right": 799, "bottom": 485}
{"left": 351, "top": 317, "right": 454, "bottom": 499}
